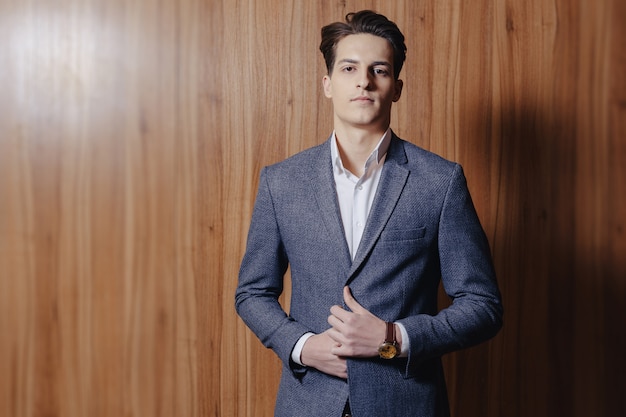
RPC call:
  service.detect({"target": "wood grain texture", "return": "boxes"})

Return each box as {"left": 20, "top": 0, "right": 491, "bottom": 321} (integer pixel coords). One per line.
{"left": 0, "top": 0, "right": 624, "bottom": 416}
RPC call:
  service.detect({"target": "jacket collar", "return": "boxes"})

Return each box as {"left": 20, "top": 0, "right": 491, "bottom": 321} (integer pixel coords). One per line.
{"left": 308, "top": 133, "right": 410, "bottom": 280}
{"left": 348, "top": 133, "right": 409, "bottom": 279}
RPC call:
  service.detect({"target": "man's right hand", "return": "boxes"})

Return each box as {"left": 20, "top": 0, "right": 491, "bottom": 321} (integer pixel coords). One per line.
{"left": 300, "top": 330, "right": 348, "bottom": 379}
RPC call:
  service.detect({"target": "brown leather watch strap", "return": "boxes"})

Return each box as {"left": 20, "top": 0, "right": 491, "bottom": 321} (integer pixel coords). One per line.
{"left": 385, "top": 321, "right": 395, "bottom": 343}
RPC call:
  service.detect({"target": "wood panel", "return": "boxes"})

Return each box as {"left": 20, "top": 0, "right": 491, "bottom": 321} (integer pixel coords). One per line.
{"left": 0, "top": 0, "right": 185, "bottom": 415}
{"left": 0, "top": 0, "right": 624, "bottom": 416}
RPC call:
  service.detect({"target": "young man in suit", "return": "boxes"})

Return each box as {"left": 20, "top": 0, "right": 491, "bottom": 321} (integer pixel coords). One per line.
{"left": 235, "top": 10, "right": 503, "bottom": 417}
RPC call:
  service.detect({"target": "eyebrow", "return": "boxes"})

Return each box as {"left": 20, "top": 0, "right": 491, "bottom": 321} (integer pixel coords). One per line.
{"left": 337, "top": 58, "right": 392, "bottom": 68}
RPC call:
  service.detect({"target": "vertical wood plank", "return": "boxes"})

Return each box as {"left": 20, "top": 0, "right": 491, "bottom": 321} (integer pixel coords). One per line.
{"left": 0, "top": 0, "right": 624, "bottom": 416}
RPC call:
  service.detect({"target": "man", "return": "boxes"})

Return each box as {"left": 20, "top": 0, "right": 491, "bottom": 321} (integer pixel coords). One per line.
{"left": 235, "top": 10, "right": 503, "bottom": 417}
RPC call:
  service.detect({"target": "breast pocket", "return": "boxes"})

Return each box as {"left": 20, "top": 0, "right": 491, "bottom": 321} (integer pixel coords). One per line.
{"left": 379, "top": 226, "right": 426, "bottom": 242}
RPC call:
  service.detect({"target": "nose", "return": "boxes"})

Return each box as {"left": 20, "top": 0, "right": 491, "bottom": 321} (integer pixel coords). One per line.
{"left": 357, "top": 71, "right": 372, "bottom": 89}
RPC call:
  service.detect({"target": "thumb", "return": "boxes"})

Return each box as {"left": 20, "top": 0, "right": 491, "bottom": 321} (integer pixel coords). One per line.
{"left": 343, "top": 286, "right": 366, "bottom": 313}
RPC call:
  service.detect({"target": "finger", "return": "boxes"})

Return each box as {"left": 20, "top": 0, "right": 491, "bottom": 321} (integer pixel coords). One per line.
{"left": 329, "top": 304, "right": 352, "bottom": 323}
{"left": 327, "top": 313, "right": 344, "bottom": 329}
{"left": 326, "top": 327, "right": 345, "bottom": 344}
{"left": 330, "top": 344, "right": 343, "bottom": 356}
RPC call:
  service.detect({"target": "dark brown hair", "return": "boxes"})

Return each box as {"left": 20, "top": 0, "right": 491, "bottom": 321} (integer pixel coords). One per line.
{"left": 319, "top": 10, "right": 407, "bottom": 80}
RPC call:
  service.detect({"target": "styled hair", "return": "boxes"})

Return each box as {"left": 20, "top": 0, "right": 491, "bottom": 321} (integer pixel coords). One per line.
{"left": 319, "top": 10, "right": 407, "bottom": 80}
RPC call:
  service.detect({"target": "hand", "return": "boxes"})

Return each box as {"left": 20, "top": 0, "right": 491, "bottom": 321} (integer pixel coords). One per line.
{"left": 300, "top": 330, "right": 348, "bottom": 379}
{"left": 327, "top": 286, "right": 387, "bottom": 358}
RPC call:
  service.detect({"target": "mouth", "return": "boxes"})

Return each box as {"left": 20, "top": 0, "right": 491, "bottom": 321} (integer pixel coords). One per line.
{"left": 351, "top": 96, "right": 374, "bottom": 102}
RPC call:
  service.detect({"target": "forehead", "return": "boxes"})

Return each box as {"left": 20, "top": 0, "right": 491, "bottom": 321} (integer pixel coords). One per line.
{"left": 334, "top": 33, "right": 394, "bottom": 64}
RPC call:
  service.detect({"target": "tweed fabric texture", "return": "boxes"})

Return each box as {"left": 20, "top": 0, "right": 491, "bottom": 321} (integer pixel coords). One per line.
{"left": 235, "top": 133, "right": 503, "bottom": 417}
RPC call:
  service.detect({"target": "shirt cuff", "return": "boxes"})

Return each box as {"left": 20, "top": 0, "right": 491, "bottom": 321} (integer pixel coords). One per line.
{"left": 291, "top": 332, "right": 315, "bottom": 366}
{"left": 395, "top": 322, "right": 410, "bottom": 357}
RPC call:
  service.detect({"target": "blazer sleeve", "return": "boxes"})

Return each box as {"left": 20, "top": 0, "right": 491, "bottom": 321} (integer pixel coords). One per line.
{"left": 399, "top": 164, "right": 503, "bottom": 370}
{"left": 234, "top": 167, "right": 310, "bottom": 369}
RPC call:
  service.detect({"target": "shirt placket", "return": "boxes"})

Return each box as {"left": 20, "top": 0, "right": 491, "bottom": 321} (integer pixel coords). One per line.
{"left": 351, "top": 157, "right": 376, "bottom": 257}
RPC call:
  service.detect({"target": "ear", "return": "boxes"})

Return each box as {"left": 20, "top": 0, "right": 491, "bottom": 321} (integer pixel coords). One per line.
{"left": 322, "top": 75, "right": 332, "bottom": 98}
{"left": 392, "top": 79, "right": 403, "bottom": 102}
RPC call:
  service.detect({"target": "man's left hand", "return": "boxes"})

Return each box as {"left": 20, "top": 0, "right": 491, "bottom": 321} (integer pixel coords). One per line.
{"left": 327, "top": 286, "right": 389, "bottom": 357}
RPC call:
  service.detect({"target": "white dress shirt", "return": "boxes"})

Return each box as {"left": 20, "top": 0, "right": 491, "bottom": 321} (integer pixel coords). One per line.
{"left": 291, "top": 129, "right": 409, "bottom": 365}
{"left": 333, "top": 130, "right": 389, "bottom": 260}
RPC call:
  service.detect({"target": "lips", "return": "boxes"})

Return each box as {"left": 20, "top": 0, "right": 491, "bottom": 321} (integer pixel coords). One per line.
{"left": 351, "top": 96, "right": 374, "bottom": 102}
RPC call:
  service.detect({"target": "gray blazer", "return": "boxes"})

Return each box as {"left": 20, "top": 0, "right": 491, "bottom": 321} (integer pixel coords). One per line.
{"left": 235, "top": 133, "right": 503, "bottom": 417}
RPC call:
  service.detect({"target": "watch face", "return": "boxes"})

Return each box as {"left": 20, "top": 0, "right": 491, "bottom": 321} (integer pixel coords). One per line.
{"left": 378, "top": 343, "right": 398, "bottom": 359}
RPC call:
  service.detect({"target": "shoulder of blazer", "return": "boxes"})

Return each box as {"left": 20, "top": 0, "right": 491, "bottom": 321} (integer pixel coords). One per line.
{"left": 264, "top": 139, "right": 331, "bottom": 176}
{"left": 389, "top": 133, "right": 458, "bottom": 174}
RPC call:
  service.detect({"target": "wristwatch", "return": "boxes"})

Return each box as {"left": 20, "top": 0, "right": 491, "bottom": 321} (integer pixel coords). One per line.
{"left": 378, "top": 322, "right": 399, "bottom": 359}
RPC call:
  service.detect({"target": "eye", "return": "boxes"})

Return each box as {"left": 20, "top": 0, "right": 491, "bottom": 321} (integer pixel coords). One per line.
{"left": 373, "top": 67, "right": 390, "bottom": 76}
{"left": 342, "top": 66, "right": 355, "bottom": 72}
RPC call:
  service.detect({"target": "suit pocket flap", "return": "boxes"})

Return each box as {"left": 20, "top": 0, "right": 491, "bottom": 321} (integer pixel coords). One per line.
{"left": 380, "top": 227, "right": 426, "bottom": 241}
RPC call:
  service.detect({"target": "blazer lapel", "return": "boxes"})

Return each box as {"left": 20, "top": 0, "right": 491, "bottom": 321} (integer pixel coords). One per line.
{"left": 347, "top": 135, "right": 409, "bottom": 279}
{"left": 309, "top": 139, "right": 352, "bottom": 269}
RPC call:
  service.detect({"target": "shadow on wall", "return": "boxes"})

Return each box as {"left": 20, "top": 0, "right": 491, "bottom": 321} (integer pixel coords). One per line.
{"left": 485, "top": 98, "right": 626, "bottom": 416}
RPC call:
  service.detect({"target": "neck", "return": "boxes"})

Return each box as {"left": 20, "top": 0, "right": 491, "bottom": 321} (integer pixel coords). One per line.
{"left": 334, "top": 126, "right": 387, "bottom": 177}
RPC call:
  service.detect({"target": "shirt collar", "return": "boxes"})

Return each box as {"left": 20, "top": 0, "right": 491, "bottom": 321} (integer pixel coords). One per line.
{"left": 330, "top": 129, "right": 392, "bottom": 176}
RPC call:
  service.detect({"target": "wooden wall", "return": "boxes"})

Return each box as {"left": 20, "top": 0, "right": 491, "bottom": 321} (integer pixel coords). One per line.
{"left": 0, "top": 0, "right": 624, "bottom": 416}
